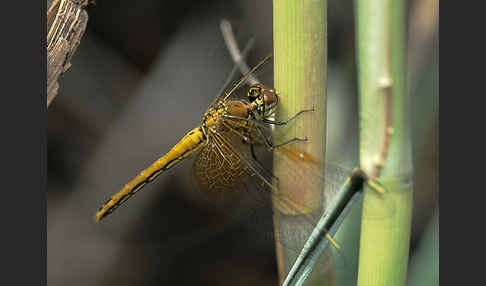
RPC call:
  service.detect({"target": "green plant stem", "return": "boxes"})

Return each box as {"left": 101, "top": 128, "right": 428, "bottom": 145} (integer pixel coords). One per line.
{"left": 273, "top": 0, "right": 328, "bottom": 284}
{"left": 407, "top": 211, "right": 439, "bottom": 286}
{"left": 355, "top": 0, "right": 413, "bottom": 286}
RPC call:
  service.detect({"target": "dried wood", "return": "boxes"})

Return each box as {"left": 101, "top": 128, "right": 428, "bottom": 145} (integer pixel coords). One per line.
{"left": 47, "top": 0, "right": 92, "bottom": 107}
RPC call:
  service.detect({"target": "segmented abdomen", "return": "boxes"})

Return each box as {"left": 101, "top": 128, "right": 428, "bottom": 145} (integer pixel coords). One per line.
{"left": 95, "top": 126, "right": 206, "bottom": 221}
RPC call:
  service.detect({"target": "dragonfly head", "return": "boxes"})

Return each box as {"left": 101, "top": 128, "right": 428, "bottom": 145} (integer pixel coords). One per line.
{"left": 248, "top": 83, "right": 279, "bottom": 117}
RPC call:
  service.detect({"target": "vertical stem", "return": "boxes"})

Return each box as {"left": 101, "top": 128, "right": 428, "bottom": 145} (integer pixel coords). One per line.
{"left": 273, "top": 0, "right": 328, "bottom": 283}
{"left": 407, "top": 211, "right": 439, "bottom": 286}
{"left": 356, "top": 0, "right": 413, "bottom": 285}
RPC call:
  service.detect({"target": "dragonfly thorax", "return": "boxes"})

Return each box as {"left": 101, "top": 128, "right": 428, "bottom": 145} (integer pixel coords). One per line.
{"left": 201, "top": 100, "right": 250, "bottom": 137}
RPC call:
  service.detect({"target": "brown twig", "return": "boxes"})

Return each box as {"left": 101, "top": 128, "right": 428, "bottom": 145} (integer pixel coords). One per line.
{"left": 47, "top": 0, "right": 92, "bottom": 107}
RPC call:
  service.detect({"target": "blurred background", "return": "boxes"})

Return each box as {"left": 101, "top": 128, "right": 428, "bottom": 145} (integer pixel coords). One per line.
{"left": 47, "top": 0, "right": 438, "bottom": 285}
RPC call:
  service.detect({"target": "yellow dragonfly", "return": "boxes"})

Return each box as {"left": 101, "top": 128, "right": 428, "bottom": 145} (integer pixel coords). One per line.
{"left": 93, "top": 51, "right": 400, "bottom": 280}
{"left": 93, "top": 54, "right": 367, "bottom": 279}
{"left": 95, "top": 54, "right": 320, "bottom": 223}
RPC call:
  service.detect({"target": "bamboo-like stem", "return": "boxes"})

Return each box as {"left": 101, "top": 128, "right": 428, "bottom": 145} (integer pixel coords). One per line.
{"left": 407, "top": 210, "right": 439, "bottom": 286}
{"left": 356, "top": 0, "right": 413, "bottom": 285}
{"left": 273, "top": 0, "right": 328, "bottom": 284}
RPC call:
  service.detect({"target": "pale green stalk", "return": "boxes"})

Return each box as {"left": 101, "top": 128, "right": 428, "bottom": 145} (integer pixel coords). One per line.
{"left": 273, "top": 0, "right": 328, "bottom": 284}
{"left": 355, "top": 0, "right": 413, "bottom": 286}
{"left": 407, "top": 211, "right": 439, "bottom": 286}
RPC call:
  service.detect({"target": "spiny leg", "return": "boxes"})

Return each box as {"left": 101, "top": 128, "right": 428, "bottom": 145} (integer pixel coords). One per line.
{"left": 250, "top": 126, "right": 308, "bottom": 186}
{"left": 255, "top": 125, "right": 308, "bottom": 151}
{"left": 272, "top": 137, "right": 308, "bottom": 150}
{"left": 248, "top": 134, "right": 259, "bottom": 162}
{"left": 247, "top": 133, "right": 279, "bottom": 183}
{"left": 260, "top": 106, "right": 315, "bottom": 126}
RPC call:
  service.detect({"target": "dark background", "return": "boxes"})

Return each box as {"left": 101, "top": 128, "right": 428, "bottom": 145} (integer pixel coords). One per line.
{"left": 47, "top": 0, "right": 438, "bottom": 285}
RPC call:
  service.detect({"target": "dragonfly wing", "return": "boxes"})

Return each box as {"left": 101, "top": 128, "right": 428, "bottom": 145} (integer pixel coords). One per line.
{"left": 216, "top": 117, "right": 382, "bottom": 268}
{"left": 204, "top": 126, "right": 347, "bottom": 276}
{"left": 193, "top": 132, "right": 247, "bottom": 193}
{"left": 192, "top": 128, "right": 280, "bottom": 248}
{"left": 217, "top": 118, "right": 329, "bottom": 219}
{"left": 209, "top": 37, "right": 256, "bottom": 109}
{"left": 206, "top": 54, "right": 273, "bottom": 113}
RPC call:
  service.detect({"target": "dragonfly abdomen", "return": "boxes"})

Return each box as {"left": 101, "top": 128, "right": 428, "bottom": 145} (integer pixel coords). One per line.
{"left": 95, "top": 126, "right": 206, "bottom": 221}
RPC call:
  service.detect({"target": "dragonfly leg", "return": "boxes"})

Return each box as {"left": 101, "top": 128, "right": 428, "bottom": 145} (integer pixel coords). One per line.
{"left": 261, "top": 106, "right": 315, "bottom": 126}
{"left": 247, "top": 133, "right": 279, "bottom": 182}
{"left": 255, "top": 126, "right": 308, "bottom": 151}
{"left": 271, "top": 137, "right": 308, "bottom": 150}
{"left": 249, "top": 140, "right": 258, "bottom": 161}
{"left": 255, "top": 126, "right": 274, "bottom": 149}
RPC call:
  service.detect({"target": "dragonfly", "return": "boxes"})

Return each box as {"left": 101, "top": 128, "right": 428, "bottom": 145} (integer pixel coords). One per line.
{"left": 95, "top": 54, "right": 319, "bottom": 223}
{"left": 94, "top": 51, "right": 394, "bottom": 280}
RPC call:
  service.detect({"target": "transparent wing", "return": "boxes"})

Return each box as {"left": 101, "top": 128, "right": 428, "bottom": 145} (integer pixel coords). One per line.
{"left": 193, "top": 129, "right": 247, "bottom": 193}
{"left": 192, "top": 119, "right": 352, "bottom": 276}
{"left": 215, "top": 37, "right": 256, "bottom": 98}
{"left": 206, "top": 53, "right": 273, "bottom": 112}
